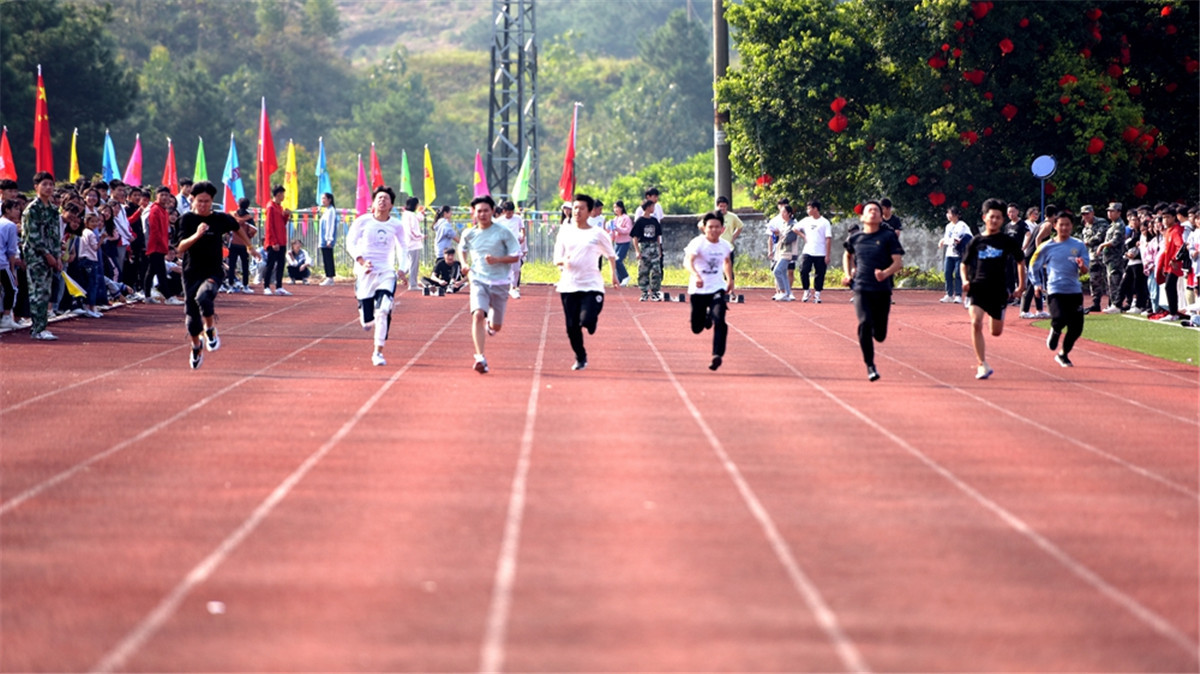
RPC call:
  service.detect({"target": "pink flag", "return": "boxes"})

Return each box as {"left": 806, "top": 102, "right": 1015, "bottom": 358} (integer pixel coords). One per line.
{"left": 123, "top": 134, "right": 143, "bottom": 186}
{"left": 355, "top": 154, "right": 369, "bottom": 216}
{"left": 473, "top": 150, "right": 489, "bottom": 197}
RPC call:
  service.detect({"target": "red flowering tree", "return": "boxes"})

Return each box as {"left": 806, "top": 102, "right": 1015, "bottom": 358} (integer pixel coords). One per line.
{"left": 718, "top": 0, "right": 1198, "bottom": 225}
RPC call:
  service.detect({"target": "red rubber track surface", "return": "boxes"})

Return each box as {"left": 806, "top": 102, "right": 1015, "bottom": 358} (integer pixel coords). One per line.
{"left": 1, "top": 285, "right": 1196, "bottom": 672}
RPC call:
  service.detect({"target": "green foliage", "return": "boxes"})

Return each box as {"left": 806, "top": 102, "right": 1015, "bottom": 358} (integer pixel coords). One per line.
{"left": 721, "top": 0, "right": 1199, "bottom": 228}
{"left": 580, "top": 150, "right": 718, "bottom": 215}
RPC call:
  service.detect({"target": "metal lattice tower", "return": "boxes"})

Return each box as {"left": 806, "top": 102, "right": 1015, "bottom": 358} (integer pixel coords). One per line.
{"left": 487, "top": 0, "right": 538, "bottom": 208}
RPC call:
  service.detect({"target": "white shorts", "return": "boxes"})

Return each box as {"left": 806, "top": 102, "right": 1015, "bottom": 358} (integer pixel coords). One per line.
{"left": 470, "top": 280, "right": 510, "bottom": 326}
{"left": 355, "top": 266, "right": 397, "bottom": 300}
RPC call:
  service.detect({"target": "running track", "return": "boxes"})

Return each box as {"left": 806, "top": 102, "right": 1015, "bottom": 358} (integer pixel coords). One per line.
{"left": 1, "top": 284, "right": 1197, "bottom": 672}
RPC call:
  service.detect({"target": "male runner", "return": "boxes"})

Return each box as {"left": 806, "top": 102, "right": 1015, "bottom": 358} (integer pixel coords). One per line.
{"left": 961, "top": 198, "right": 1027, "bottom": 379}
{"left": 686, "top": 211, "right": 735, "bottom": 371}
{"left": 1029, "top": 211, "right": 1089, "bottom": 367}
{"left": 344, "top": 186, "right": 409, "bottom": 366}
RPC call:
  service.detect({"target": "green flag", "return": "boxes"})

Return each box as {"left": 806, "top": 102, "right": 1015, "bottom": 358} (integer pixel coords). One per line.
{"left": 399, "top": 149, "right": 413, "bottom": 196}
{"left": 193, "top": 136, "right": 208, "bottom": 182}
{"left": 511, "top": 147, "right": 532, "bottom": 203}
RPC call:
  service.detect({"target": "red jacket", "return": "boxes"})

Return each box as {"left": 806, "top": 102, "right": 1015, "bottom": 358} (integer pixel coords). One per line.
{"left": 146, "top": 202, "right": 170, "bottom": 255}
{"left": 1156, "top": 224, "right": 1185, "bottom": 283}
{"left": 264, "top": 201, "right": 288, "bottom": 248}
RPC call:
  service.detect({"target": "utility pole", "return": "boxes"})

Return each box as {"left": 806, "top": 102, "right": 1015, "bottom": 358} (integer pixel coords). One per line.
{"left": 713, "top": 0, "right": 732, "bottom": 205}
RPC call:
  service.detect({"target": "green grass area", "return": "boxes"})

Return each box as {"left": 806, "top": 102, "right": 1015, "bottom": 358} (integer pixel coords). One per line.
{"left": 1033, "top": 314, "right": 1200, "bottom": 366}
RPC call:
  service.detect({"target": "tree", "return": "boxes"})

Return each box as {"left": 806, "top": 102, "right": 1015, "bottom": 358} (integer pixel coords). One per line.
{"left": 0, "top": 0, "right": 138, "bottom": 184}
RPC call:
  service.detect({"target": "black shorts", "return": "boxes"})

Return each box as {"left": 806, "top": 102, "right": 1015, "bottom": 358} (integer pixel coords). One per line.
{"left": 966, "top": 285, "right": 1009, "bottom": 321}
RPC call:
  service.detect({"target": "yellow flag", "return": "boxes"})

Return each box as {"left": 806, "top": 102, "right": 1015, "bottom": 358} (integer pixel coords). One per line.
{"left": 283, "top": 139, "right": 298, "bottom": 211}
{"left": 423, "top": 144, "right": 436, "bottom": 206}
{"left": 69, "top": 128, "right": 81, "bottom": 183}
{"left": 62, "top": 271, "right": 85, "bottom": 298}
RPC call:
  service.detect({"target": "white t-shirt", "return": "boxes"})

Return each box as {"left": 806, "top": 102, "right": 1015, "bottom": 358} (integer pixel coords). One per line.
{"left": 685, "top": 235, "right": 733, "bottom": 295}
{"left": 941, "top": 221, "right": 972, "bottom": 259}
{"left": 798, "top": 216, "right": 832, "bottom": 257}
{"left": 495, "top": 213, "right": 526, "bottom": 252}
{"left": 554, "top": 224, "right": 616, "bottom": 293}
{"left": 634, "top": 203, "right": 663, "bottom": 222}
{"left": 345, "top": 213, "right": 409, "bottom": 298}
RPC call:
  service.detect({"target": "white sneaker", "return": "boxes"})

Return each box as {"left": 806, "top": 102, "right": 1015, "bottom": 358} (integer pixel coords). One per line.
{"left": 241, "top": 286, "right": 255, "bottom": 294}
{"left": 1019, "top": 311, "right": 1033, "bottom": 319}
{"left": 205, "top": 328, "right": 221, "bottom": 352}
{"left": 149, "top": 291, "right": 165, "bottom": 304}
{"left": 274, "top": 287, "right": 292, "bottom": 296}
{"left": 165, "top": 297, "right": 184, "bottom": 305}
{"left": 772, "top": 293, "right": 784, "bottom": 301}
{"left": 782, "top": 294, "right": 796, "bottom": 301}
{"left": 86, "top": 309, "right": 103, "bottom": 318}
{"left": 953, "top": 296, "right": 963, "bottom": 304}
{"left": 371, "top": 352, "right": 386, "bottom": 366}
{"left": 473, "top": 355, "right": 489, "bottom": 374}
{"left": 509, "top": 288, "right": 521, "bottom": 299}
{"left": 801, "top": 290, "right": 811, "bottom": 302}
{"left": 1101, "top": 306, "right": 1121, "bottom": 314}
{"left": 975, "top": 363, "right": 993, "bottom": 380}
{"left": 1035, "top": 311, "right": 1050, "bottom": 319}
{"left": 31, "top": 330, "right": 58, "bottom": 341}
{"left": 0, "top": 315, "right": 20, "bottom": 330}
{"left": 72, "top": 308, "right": 89, "bottom": 316}
{"left": 320, "top": 278, "right": 335, "bottom": 286}
{"left": 939, "top": 295, "right": 953, "bottom": 303}
{"left": 263, "top": 287, "right": 273, "bottom": 295}
{"left": 814, "top": 291, "right": 821, "bottom": 303}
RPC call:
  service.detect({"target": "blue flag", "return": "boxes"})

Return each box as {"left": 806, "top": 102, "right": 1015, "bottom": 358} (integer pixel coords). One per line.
{"left": 101, "top": 130, "right": 119, "bottom": 182}
{"left": 221, "top": 134, "right": 244, "bottom": 212}
{"left": 315, "top": 136, "right": 332, "bottom": 206}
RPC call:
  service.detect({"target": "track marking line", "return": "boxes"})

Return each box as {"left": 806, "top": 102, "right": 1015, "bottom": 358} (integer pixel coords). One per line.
{"left": 898, "top": 318, "right": 1200, "bottom": 427}
{"left": 735, "top": 323, "right": 1200, "bottom": 662}
{"left": 90, "top": 309, "right": 463, "bottom": 674}
{"left": 479, "top": 297, "right": 551, "bottom": 674}
{"left": 788, "top": 309, "right": 1197, "bottom": 498}
{"left": 625, "top": 296, "right": 870, "bottom": 673}
{"left": 1, "top": 293, "right": 332, "bottom": 416}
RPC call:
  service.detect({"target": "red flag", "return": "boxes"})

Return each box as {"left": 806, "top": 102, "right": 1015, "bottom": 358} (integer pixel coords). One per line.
{"left": 33, "top": 66, "right": 53, "bottom": 175}
{"left": 0, "top": 126, "right": 16, "bottom": 181}
{"left": 256, "top": 98, "right": 278, "bottom": 207}
{"left": 161, "top": 137, "right": 179, "bottom": 194}
{"left": 557, "top": 103, "right": 579, "bottom": 202}
{"left": 369, "top": 143, "right": 384, "bottom": 190}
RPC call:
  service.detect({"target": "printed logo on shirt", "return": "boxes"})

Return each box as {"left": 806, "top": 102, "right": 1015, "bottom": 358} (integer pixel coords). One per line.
{"left": 644, "top": 224, "right": 656, "bottom": 238}
{"left": 978, "top": 244, "right": 1004, "bottom": 259}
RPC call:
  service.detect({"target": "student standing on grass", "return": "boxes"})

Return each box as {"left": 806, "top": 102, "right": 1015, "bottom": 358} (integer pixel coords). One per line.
{"left": 961, "top": 198, "right": 1027, "bottom": 380}
{"left": 177, "top": 181, "right": 260, "bottom": 369}
{"left": 460, "top": 195, "right": 521, "bottom": 374}
{"left": 843, "top": 200, "right": 904, "bottom": 382}
{"left": 345, "top": 186, "right": 409, "bottom": 367}
{"left": 1029, "top": 211, "right": 1088, "bottom": 368}
{"left": 686, "top": 211, "right": 735, "bottom": 371}
{"left": 318, "top": 192, "right": 338, "bottom": 285}
{"left": 554, "top": 193, "right": 618, "bottom": 371}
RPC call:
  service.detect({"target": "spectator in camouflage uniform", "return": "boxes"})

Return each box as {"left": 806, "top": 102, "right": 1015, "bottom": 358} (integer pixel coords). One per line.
{"left": 631, "top": 199, "right": 664, "bottom": 301}
{"left": 1099, "top": 202, "right": 1127, "bottom": 313}
{"left": 1080, "top": 205, "right": 1109, "bottom": 312}
{"left": 22, "top": 172, "right": 62, "bottom": 340}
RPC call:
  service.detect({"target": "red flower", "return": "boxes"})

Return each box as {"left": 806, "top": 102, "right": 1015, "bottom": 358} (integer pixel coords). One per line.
{"left": 1086, "top": 137, "right": 1105, "bottom": 154}
{"left": 1019, "top": 18, "right": 1029, "bottom": 28}
{"left": 1106, "top": 64, "right": 1123, "bottom": 78}
{"left": 960, "top": 130, "right": 979, "bottom": 146}
{"left": 1045, "top": 182, "right": 1057, "bottom": 195}
{"left": 828, "top": 114, "right": 848, "bottom": 133}
{"left": 1185, "top": 58, "right": 1198, "bottom": 75}
{"left": 971, "top": 1, "right": 991, "bottom": 20}
{"left": 967, "top": 184, "right": 975, "bottom": 192}
{"left": 1155, "top": 145, "right": 1169, "bottom": 158}
{"left": 963, "top": 69, "right": 986, "bottom": 85}
{"left": 1122, "top": 127, "right": 1140, "bottom": 143}
{"left": 830, "top": 97, "right": 847, "bottom": 112}
{"left": 983, "top": 91, "right": 994, "bottom": 100}
{"left": 1128, "top": 84, "right": 1142, "bottom": 95}
{"left": 1166, "top": 24, "right": 1177, "bottom": 35}
{"left": 1120, "top": 47, "right": 1131, "bottom": 64}
{"left": 1161, "top": 6, "right": 1172, "bottom": 16}
{"left": 755, "top": 174, "right": 773, "bottom": 187}
{"left": 999, "top": 38, "right": 1014, "bottom": 55}
{"left": 983, "top": 127, "right": 994, "bottom": 136}
{"left": 1080, "top": 47, "right": 1092, "bottom": 59}
{"left": 952, "top": 48, "right": 962, "bottom": 58}
{"left": 1133, "top": 183, "right": 1148, "bottom": 198}
{"left": 1090, "top": 27, "right": 1102, "bottom": 42}
{"left": 961, "top": 200, "right": 970, "bottom": 209}
{"left": 1077, "top": 100, "right": 1086, "bottom": 107}
{"left": 906, "top": 174, "right": 919, "bottom": 186}
{"left": 853, "top": 203, "right": 865, "bottom": 215}
{"left": 941, "top": 43, "right": 951, "bottom": 52}
{"left": 928, "top": 56, "right": 947, "bottom": 69}
{"left": 1060, "top": 95, "right": 1071, "bottom": 104}
{"left": 1148, "top": 127, "right": 1159, "bottom": 137}
{"left": 1086, "top": 8, "right": 1102, "bottom": 21}
{"left": 1166, "top": 82, "right": 1178, "bottom": 93}
{"left": 1001, "top": 104, "right": 1018, "bottom": 121}
{"left": 954, "top": 20, "right": 964, "bottom": 30}
{"left": 1054, "top": 115, "right": 1063, "bottom": 123}
{"left": 1139, "top": 134, "right": 1154, "bottom": 149}
{"left": 929, "top": 192, "right": 946, "bottom": 206}
{"left": 942, "top": 159, "right": 953, "bottom": 170}
{"left": 1058, "top": 74, "right": 1078, "bottom": 86}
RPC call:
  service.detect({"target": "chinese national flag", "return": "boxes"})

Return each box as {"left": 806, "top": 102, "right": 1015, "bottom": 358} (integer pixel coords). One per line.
{"left": 557, "top": 104, "right": 578, "bottom": 202}
{"left": 256, "top": 98, "right": 278, "bottom": 207}
{"left": 33, "top": 68, "right": 53, "bottom": 175}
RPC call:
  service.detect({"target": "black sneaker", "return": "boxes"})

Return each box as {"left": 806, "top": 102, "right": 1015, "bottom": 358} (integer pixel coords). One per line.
{"left": 1047, "top": 330, "right": 1060, "bottom": 351}
{"left": 190, "top": 346, "right": 204, "bottom": 370}
{"left": 571, "top": 360, "right": 587, "bottom": 371}
{"left": 1055, "top": 353, "right": 1073, "bottom": 367}
{"left": 709, "top": 356, "right": 722, "bottom": 371}
{"left": 867, "top": 365, "right": 880, "bottom": 382}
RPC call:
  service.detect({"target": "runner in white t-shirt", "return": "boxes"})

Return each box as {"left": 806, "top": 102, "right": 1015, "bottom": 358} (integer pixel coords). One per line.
{"left": 797, "top": 200, "right": 833, "bottom": 302}
{"left": 686, "top": 211, "right": 735, "bottom": 371}
{"left": 555, "top": 193, "right": 618, "bottom": 371}
{"left": 495, "top": 200, "right": 526, "bottom": 298}
{"left": 345, "top": 186, "right": 410, "bottom": 367}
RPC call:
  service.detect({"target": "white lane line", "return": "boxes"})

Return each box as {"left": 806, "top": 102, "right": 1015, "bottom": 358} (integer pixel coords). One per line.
{"left": 91, "top": 309, "right": 463, "bottom": 674}
{"left": 795, "top": 313, "right": 1197, "bottom": 498}
{"left": 899, "top": 318, "right": 1200, "bottom": 427}
{"left": 479, "top": 300, "right": 551, "bottom": 674}
{"left": 735, "top": 324, "right": 1200, "bottom": 662}
{"left": 1, "top": 293, "right": 332, "bottom": 415}
{"left": 627, "top": 302, "right": 870, "bottom": 674}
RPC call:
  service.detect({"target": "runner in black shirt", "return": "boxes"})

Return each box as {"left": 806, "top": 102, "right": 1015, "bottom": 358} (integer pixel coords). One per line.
{"left": 961, "top": 198, "right": 1026, "bottom": 380}
{"left": 842, "top": 200, "right": 904, "bottom": 381}
{"left": 177, "top": 181, "right": 259, "bottom": 369}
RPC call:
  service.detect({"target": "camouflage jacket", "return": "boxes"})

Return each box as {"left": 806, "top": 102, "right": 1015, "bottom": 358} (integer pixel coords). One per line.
{"left": 1101, "top": 218, "right": 1126, "bottom": 265}
{"left": 21, "top": 199, "right": 60, "bottom": 262}
{"left": 1081, "top": 218, "right": 1109, "bottom": 262}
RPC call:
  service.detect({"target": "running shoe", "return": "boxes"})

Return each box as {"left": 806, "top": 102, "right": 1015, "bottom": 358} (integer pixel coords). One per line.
{"left": 639, "top": 293, "right": 649, "bottom": 302}
{"left": 651, "top": 292, "right": 663, "bottom": 302}
{"left": 1047, "top": 330, "right": 1060, "bottom": 351}
{"left": 0, "top": 315, "right": 19, "bottom": 330}
{"left": 1019, "top": 312, "right": 1033, "bottom": 319}
{"left": 165, "top": 297, "right": 184, "bottom": 305}
{"left": 320, "top": 278, "right": 335, "bottom": 286}
{"left": 939, "top": 295, "right": 953, "bottom": 303}
{"left": 782, "top": 294, "right": 795, "bottom": 301}
{"left": 814, "top": 291, "right": 822, "bottom": 303}
{"left": 1054, "top": 352, "right": 1073, "bottom": 367}
{"left": 1035, "top": 311, "right": 1050, "bottom": 319}
{"left": 31, "top": 330, "right": 58, "bottom": 341}
{"left": 975, "top": 363, "right": 993, "bottom": 380}
{"left": 710, "top": 356, "right": 723, "bottom": 371}
{"left": 487, "top": 322, "right": 496, "bottom": 337}
{"left": 371, "top": 352, "right": 386, "bottom": 366}
{"left": 772, "top": 293, "right": 783, "bottom": 301}
{"left": 509, "top": 287, "right": 521, "bottom": 299}
{"left": 473, "top": 356, "right": 489, "bottom": 374}
{"left": 275, "top": 287, "right": 292, "bottom": 296}
{"left": 571, "top": 360, "right": 587, "bottom": 371}
{"left": 867, "top": 365, "right": 880, "bottom": 382}
{"left": 801, "top": 290, "right": 811, "bottom": 302}
{"left": 953, "top": 296, "right": 963, "bottom": 303}
{"left": 1102, "top": 305, "right": 1121, "bottom": 314}
{"left": 190, "top": 346, "right": 203, "bottom": 369}
{"left": 205, "top": 328, "right": 220, "bottom": 352}
{"left": 263, "top": 287, "right": 273, "bottom": 295}
{"left": 86, "top": 309, "right": 103, "bottom": 318}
